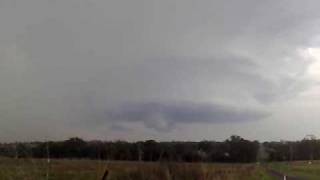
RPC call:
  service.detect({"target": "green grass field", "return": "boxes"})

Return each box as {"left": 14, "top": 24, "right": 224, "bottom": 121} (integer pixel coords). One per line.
{"left": 267, "top": 161, "right": 320, "bottom": 179}
{"left": 0, "top": 157, "right": 275, "bottom": 180}
{"left": 7, "top": 158, "right": 320, "bottom": 180}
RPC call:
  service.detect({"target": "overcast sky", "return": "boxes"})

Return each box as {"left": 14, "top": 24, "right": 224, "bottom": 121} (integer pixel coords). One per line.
{"left": 1, "top": 0, "right": 320, "bottom": 142}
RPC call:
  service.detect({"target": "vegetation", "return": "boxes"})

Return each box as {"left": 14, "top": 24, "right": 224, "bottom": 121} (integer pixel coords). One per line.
{"left": 2, "top": 135, "right": 320, "bottom": 163}
{"left": 0, "top": 136, "right": 259, "bottom": 163}
{"left": 267, "top": 161, "right": 320, "bottom": 179}
{"left": 0, "top": 158, "right": 273, "bottom": 180}
{"left": 264, "top": 135, "right": 320, "bottom": 161}
{"left": 2, "top": 135, "right": 320, "bottom": 179}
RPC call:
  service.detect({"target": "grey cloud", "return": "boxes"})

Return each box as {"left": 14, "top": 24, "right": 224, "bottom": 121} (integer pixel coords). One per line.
{"left": 1, "top": 0, "right": 320, "bottom": 141}
{"left": 126, "top": 55, "right": 313, "bottom": 105}
{"left": 107, "top": 102, "right": 270, "bottom": 131}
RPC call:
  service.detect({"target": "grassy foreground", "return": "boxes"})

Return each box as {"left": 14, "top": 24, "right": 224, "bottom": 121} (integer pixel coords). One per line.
{"left": 0, "top": 157, "right": 273, "bottom": 180}
{"left": 267, "top": 160, "right": 320, "bottom": 179}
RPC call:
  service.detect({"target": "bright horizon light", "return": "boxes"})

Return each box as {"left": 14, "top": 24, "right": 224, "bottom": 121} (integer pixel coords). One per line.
{"left": 306, "top": 48, "right": 320, "bottom": 79}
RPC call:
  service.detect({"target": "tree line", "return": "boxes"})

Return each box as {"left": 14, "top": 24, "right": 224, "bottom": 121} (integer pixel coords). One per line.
{"left": 0, "top": 135, "right": 319, "bottom": 163}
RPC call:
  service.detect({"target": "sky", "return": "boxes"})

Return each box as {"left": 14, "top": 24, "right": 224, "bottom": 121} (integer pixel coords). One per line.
{"left": 1, "top": 0, "right": 320, "bottom": 142}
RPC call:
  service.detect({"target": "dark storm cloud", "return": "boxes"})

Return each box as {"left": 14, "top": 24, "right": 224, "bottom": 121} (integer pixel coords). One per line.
{"left": 119, "top": 55, "right": 311, "bottom": 105}
{"left": 108, "top": 102, "right": 270, "bottom": 131}
{"left": 1, "top": 0, "right": 320, "bottom": 141}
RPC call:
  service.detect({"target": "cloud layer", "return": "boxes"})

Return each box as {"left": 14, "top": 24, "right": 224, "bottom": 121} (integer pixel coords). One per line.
{"left": 108, "top": 102, "right": 270, "bottom": 131}
{"left": 1, "top": 0, "right": 320, "bottom": 141}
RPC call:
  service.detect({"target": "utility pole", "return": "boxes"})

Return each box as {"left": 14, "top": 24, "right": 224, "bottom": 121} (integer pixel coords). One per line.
{"left": 138, "top": 143, "right": 143, "bottom": 161}
{"left": 289, "top": 143, "right": 294, "bottom": 162}
{"left": 46, "top": 141, "right": 50, "bottom": 163}
{"left": 304, "top": 134, "right": 316, "bottom": 163}
{"left": 46, "top": 140, "right": 50, "bottom": 180}
{"left": 14, "top": 143, "right": 18, "bottom": 159}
